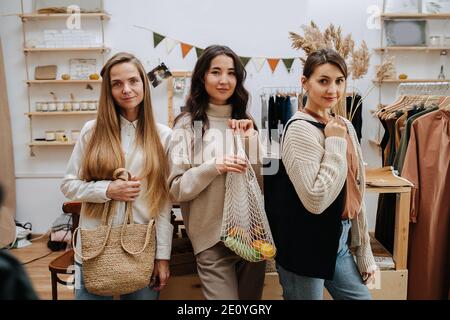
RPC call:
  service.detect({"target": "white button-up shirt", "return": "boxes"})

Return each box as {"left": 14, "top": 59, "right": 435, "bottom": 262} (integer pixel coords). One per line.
{"left": 61, "top": 116, "right": 173, "bottom": 262}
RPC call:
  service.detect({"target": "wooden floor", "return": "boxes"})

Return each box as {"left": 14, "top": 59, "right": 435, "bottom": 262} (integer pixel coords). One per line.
{"left": 8, "top": 234, "right": 403, "bottom": 300}
{"left": 9, "top": 237, "right": 75, "bottom": 300}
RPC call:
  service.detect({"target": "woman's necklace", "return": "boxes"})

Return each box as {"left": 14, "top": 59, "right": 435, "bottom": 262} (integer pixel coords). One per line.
{"left": 303, "top": 108, "right": 331, "bottom": 125}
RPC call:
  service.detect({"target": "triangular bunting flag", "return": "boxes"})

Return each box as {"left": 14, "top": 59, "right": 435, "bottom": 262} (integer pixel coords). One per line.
{"left": 195, "top": 47, "right": 204, "bottom": 58}
{"left": 267, "top": 59, "right": 280, "bottom": 73}
{"left": 282, "top": 58, "right": 295, "bottom": 73}
{"left": 165, "top": 38, "right": 178, "bottom": 54}
{"left": 153, "top": 32, "right": 165, "bottom": 48}
{"left": 252, "top": 58, "right": 266, "bottom": 72}
{"left": 239, "top": 56, "right": 251, "bottom": 67}
{"left": 181, "top": 43, "right": 194, "bottom": 58}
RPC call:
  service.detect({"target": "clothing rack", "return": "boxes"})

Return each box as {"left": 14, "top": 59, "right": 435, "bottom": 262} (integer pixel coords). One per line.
{"left": 257, "top": 86, "right": 303, "bottom": 97}
{"left": 397, "top": 82, "right": 450, "bottom": 96}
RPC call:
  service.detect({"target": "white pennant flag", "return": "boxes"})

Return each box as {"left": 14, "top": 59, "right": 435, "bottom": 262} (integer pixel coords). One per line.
{"left": 165, "top": 38, "right": 178, "bottom": 54}
{"left": 252, "top": 58, "right": 266, "bottom": 72}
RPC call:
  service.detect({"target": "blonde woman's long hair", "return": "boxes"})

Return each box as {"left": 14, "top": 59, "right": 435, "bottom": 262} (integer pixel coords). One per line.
{"left": 81, "top": 52, "right": 169, "bottom": 218}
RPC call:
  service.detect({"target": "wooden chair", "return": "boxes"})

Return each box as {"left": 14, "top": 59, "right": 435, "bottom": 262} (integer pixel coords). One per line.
{"left": 169, "top": 204, "right": 197, "bottom": 276}
{"left": 48, "top": 201, "right": 81, "bottom": 300}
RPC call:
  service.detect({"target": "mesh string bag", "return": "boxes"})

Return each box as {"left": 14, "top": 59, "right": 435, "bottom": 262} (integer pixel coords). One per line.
{"left": 220, "top": 134, "right": 276, "bottom": 262}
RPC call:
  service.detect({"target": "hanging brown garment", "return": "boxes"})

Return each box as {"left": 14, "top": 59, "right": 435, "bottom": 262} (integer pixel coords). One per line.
{"left": 402, "top": 110, "right": 450, "bottom": 300}
{"left": 0, "top": 37, "right": 16, "bottom": 248}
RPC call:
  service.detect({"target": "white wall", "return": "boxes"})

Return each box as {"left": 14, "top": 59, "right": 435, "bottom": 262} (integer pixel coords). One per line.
{"left": 1, "top": 0, "right": 446, "bottom": 233}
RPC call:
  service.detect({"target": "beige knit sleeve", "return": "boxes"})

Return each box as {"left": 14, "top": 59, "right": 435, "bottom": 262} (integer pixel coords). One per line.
{"left": 281, "top": 120, "right": 348, "bottom": 214}
{"left": 168, "top": 121, "right": 220, "bottom": 203}
{"left": 355, "top": 202, "right": 377, "bottom": 274}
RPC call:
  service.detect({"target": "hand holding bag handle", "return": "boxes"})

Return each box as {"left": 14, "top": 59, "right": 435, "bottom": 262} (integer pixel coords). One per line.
{"left": 113, "top": 169, "right": 155, "bottom": 255}
{"left": 221, "top": 132, "right": 277, "bottom": 262}
{"left": 72, "top": 168, "right": 157, "bottom": 296}
{"left": 72, "top": 168, "right": 154, "bottom": 260}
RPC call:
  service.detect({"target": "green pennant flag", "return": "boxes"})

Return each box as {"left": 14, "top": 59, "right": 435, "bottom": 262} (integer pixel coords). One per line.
{"left": 153, "top": 32, "right": 165, "bottom": 48}
{"left": 282, "top": 58, "right": 295, "bottom": 73}
{"left": 239, "top": 56, "right": 251, "bottom": 67}
{"left": 195, "top": 47, "right": 204, "bottom": 58}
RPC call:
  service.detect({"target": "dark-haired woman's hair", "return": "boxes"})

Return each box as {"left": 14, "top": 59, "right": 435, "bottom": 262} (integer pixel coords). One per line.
{"left": 303, "top": 48, "right": 348, "bottom": 79}
{"left": 174, "top": 45, "right": 254, "bottom": 130}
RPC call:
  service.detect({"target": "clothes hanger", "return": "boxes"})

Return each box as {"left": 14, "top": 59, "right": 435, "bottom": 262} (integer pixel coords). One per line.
{"left": 380, "top": 95, "right": 418, "bottom": 119}
{"left": 376, "top": 93, "right": 423, "bottom": 118}
{"left": 390, "top": 95, "right": 438, "bottom": 120}
{"left": 375, "top": 95, "right": 405, "bottom": 118}
{"left": 439, "top": 96, "right": 450, "bottom": 110}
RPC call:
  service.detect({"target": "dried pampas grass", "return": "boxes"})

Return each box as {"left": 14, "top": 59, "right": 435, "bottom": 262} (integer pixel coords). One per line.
{"left": 350, "top": 41, "right": 370, "bottom": 80}
{"left": 289, "top": 21, "right": 368, "bottom": 80}
{"left": 376, "top": 55, "right": 396, "bottom": 82}
{"left": 289, "top": 22, "right": 403, "bottom": 120}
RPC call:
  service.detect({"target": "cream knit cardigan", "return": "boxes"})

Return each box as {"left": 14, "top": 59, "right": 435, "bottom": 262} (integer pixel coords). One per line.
{"left": 282, "top": 111, "right": 376, "bottom": 275}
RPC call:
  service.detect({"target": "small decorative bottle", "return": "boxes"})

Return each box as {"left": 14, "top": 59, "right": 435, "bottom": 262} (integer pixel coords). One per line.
{"left": 438, "top": 65, "right": 446, "bottom": 80}
{"left": 438, "top": 50, "right": 447, "bottom": 80}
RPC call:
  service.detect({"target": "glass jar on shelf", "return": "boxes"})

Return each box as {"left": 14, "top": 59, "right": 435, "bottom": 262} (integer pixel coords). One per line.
{"left": 63, "top": 101, "right": 72, "bottom": 111}
{"left": 80, "top": 101, "right": 89, "bottom": 111}
{"left": 48, "top": 102, "right": 57, "bottom": 112}
{"left": 72, "top": 101, "right": 80, "bottom": 111}
{"left": 45, "top": 130, "right": 56, "bottom": 141}
{"left": 55, "top": 130, "right": 67, "bottom": 142}
{"left": 88, "top": 100, "right": 97, "bottom": 110}
{"left": 56, "top": 102, "right": 64, "bottom": 111}
{"left": 35, "top": 102, "right": 43, "bottom": 112}
{"left": 40, "top": 102, "right": 48, "bottom": 112}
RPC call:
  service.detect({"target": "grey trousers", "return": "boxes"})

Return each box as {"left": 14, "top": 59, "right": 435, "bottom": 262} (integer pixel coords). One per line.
{"left": 196, "top": 242, "right": 266, "bottom": 300}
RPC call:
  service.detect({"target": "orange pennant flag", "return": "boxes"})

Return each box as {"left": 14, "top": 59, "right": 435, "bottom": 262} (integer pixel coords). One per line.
{"left": 267, "top": 59, "right": 280, "bottom": 73}
{"left": 181, "top": 43, "right": 193, "bottom": 58}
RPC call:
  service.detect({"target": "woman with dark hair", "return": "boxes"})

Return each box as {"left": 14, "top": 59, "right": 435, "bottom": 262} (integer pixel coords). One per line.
{"left": 168, "top": 45, "right": 266, "bottom": 299}
{"left": 272, "top": 48, "right": 377, "bottom": 300}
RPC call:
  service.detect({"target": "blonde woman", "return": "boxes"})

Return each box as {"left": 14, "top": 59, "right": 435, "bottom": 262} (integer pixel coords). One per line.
{"left": 61, "top": 52, "right": 173, "bottom": 300}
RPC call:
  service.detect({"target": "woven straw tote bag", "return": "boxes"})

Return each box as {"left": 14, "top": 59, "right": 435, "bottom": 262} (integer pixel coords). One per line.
{"left": 220, "top": 134, "right": 276, "bottom": 262}
{"left": 73, "top": 168, "right": 156, "bottom": 296}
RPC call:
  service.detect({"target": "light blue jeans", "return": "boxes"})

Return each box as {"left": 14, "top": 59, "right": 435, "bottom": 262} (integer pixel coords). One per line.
{"left": 277, "top": 219, "right": 371, "bottom": 300}
{"left": 74, "top": 262, "right": 159, "bottom": 300}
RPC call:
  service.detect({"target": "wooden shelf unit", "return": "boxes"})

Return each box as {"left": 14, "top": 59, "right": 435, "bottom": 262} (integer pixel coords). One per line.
{"left": 23, "top": 47, "right": 109, "bottom": 53}
{"left": 26, "top": 80, "right": 102, "bottom": 84}
{"left": 19, "top": 0, "right": 108, "bottom": 155}
{"left": 19, "top": 13, "right": 110, "bottom": 21}
{"left": 374, "top": 47, "right": 450, "bottom": 52}
{"left": 373, "top": 79, "right": 450, "bottom": 84}
{"left": 29, "top": 141, "right": 75, "bottom": 146}
{"left": 381, "top": 13, "right": 450, "bottom": 20}
{"left": 26, "top": 111, "right": 97, "bottom": 116}
{"left": 376, "top": 2, "right": 450, "bottom": 107}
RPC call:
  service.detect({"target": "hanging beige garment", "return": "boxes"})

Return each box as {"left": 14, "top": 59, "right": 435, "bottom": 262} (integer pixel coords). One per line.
{"left": 0, "top": 37, "right": 16, "bottom": 248}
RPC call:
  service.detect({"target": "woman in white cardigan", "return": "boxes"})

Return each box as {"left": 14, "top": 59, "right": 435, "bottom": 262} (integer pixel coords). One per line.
{"left": 276, "top": 49, "right": 377, "bottom": 300}
{"left": 61, "top": 52, "right": 173, "bottom": 300}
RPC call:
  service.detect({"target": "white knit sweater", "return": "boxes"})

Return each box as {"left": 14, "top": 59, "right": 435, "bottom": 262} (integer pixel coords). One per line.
{"left": 282, "top": 111, "right": 376, "bottom": 275}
